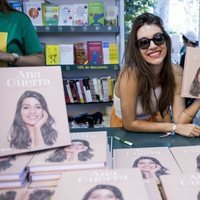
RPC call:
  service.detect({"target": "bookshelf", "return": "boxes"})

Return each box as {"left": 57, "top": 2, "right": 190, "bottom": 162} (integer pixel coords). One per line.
{"left": 23, "top": 0, "right": 125, "bottom": 127}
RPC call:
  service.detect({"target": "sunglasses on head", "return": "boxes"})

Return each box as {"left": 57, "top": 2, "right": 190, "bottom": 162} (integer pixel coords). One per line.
{"left": 136, "top": 33, "right": 166, "bottom": 50}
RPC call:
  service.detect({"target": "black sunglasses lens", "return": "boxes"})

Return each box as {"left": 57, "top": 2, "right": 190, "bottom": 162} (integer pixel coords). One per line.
{"left": 137, "top": 39, "right": 150, "bottom": 49}
{"left": 153, "top": 33, "right": 166, "bottom": 45}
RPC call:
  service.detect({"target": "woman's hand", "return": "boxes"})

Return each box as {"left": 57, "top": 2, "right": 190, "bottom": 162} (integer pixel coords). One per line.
{"left": 176, "top": 123, "right": 200, "bottom": 137}
{"left": 0, "top": 51, "right": 13, "bottom": 63}
{"left": 35, "top": 110, "right": 48, "bottom": 129}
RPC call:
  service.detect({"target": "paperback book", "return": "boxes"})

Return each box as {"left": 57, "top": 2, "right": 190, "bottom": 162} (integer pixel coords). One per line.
{"left": 113, "top": 147, "right": 182, "bottom": 183}
{"left": 45, "top": 44, "right": 60, "bottom": 65}
{"left": 58, "top": 4, "right": 74, "bottom": 26}
{"left": 87, "top": 41, "right": 103, "bottom": 64}
{"left": 52, "top": 168, "right": 149, "bottom": 200}
{"left": 0, "top": 154, "right": 33, "bottom": 181}
{"left": 170, "top": 145, "right": 200, "bottom": 173}
{"left": 27, "top": 131, "right": 108, "bottom": 173}
{"left": 73, "top": 4, "right": 88, "bottom": 26}
{"left": 0, "top": 66, "right": 71, "bottom": 157}
{"left": 160, "top": 173, "right": 200, "bottom": 200}
{"left": 181, "top": 47, "right": 200, "bottom": 98}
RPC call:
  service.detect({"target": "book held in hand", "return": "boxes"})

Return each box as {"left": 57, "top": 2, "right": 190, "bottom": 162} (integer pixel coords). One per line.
{"left": 181, "top": 47, "right": 200, "bottom": 98}
{"left": 0, "top": 66, "right": 71, "bottom": 157}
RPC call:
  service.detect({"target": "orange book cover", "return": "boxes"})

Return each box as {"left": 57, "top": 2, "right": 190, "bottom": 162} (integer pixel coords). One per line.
{"left": 181, "top": 47, "right": 200, "bottom": 98}
{"left": 52, "top": 168, "right": 149, "bottom": 200}
{"left": 0, "top": 66, "right": 71, "bottom": 157}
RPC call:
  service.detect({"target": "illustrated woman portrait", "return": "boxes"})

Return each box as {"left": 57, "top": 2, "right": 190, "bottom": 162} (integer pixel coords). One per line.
{"left": 82, "top": 184, "right": 124, "bottom": 200}
{"left": 46, "top": 139, "right": 94, "bottom": 162}
{"left": 9, "top": 90, "right": 57, "bottom": 149}
{"left": 0, "top": 156, "right": 16, "bottom": 171}
{"left": 132, "top": 156, "right": 169, "bottom": 179}
{"left": 189, "top": 67, "right": 200, "bottom": 97}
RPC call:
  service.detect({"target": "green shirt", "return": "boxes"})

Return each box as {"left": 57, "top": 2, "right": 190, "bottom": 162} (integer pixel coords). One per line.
{"left": 0, "top": 11, "right": 43, "bottom": 55}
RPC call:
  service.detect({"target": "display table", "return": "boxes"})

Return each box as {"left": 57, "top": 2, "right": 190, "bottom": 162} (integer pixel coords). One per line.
{"left": 70, "top": 127, "right": 200, "bottom": 148}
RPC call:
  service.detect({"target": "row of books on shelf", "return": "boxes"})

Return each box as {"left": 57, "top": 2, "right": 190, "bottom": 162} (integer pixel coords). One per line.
{"left": 11, "top": 1, "right": 118, "bottom": 27}
{"left": 45, "top": 41, "right": 118, "bottom": 65}
{"left": 63, "top": 76, "right": 115, "bottom": 104}
{"left": 1, "top": 130, "right": 200, "bottom": 199}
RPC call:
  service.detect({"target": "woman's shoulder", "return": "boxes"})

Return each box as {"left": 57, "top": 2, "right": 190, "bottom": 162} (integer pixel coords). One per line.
{"left": 172, "top": 63, "right": 183, "bottom": 77}
{"left": 10, "top": 11, "right": 32, "bottom": 23}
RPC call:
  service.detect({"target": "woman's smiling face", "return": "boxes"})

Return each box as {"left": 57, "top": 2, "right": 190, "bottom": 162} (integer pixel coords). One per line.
{"left": 20, "top": 97, "right": 43, "bottom": 126}
{"left": 137, "top": 158, "right": 157, "bottom": 172}
{"left": 137, "top": 24, "right": 167, "bottom": 67}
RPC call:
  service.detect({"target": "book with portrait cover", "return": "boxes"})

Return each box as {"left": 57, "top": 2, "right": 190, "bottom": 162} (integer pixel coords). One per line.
{"left": 52, "top": 168, "right": 149, "bottom": 200}
{"left": 27, "top": 131, "right": 108, "bottom": 173}
{"left": 181, "top": 47, "right": 200, "bottom": 98}
{"left": 0, "top": 66, "right": 71, "bottom": 157}
{"left": 113, "top": 147, "right": 182, "bottom": 184}
{"left": 170, "top": 145, "right": 200, "bottom": 174}
{"left": 160, "top": 173, "right": 200, "bottom": 200}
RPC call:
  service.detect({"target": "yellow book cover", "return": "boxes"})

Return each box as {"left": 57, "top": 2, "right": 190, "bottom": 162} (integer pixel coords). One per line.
{"left": 0, "top": 32, "right": 8, "bottom": 67}
{"left": 45, "top": 45, "right": 60, "bottom": 65}
{"left": 109, "top": 43, "right": 118, "bottom": 64}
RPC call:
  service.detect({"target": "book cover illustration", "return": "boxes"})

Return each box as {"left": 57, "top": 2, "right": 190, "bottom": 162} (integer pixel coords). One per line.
{"left": 23, "top": 1, "right": 43, "bottom": 26}
{"left": 113, "top": 147, "right": 182, "bottom": 183}
{"left": 74, "top": 42, "right": 88, "bottom": 64}
{"left": 73, "top": 4, "right": 88, "bottom": 26}
{"left": 160, "top": 173, "right": 200, "bottom": 200}
{"left": 0, "top": 32, "right": 8, "bottom": 67}
{"left": 52, "top": 168, "right": 149, "bottom": 200}
{"left": 45, "top": 44, "right": 60, "bottom": 65}
{"left": 87, "top": 41, "right": 103, "bottom": 64}
{"left": 170, "top": 145, "right": 200, "bottom": 174}
{"left": 58, "top": 4, "right": 74, "bottom": 26}
{"left": 42, "top": 3, "right": 59, "bottom": 26}
{"left": 88, "top": 2, "right": 104, "bottom": 26}
{"left": 181, "top": 47, "right": 200, "bottom": 98}
{"left": 104, "top": 5, "right": 118, "bottom": 26}
{"left": 0, "top": 66, "right": 71, "bottom": 157}
{"left": 27, "top": 131, "right": 108, "bottom": 173}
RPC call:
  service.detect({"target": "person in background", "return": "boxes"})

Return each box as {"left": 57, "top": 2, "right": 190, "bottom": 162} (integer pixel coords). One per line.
{"left": 110, "top": 13, "right": 200, "bottom": 137}
{"left": 0, "top": 0, "right": 45, "bottom": 66}
{"left": 180, "top": 31, "right": 198, "bottom": 68}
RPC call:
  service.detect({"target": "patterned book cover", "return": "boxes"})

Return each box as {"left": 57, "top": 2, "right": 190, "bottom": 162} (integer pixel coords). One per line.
{"left": 87, "top": 41, "right": 103, "bottom": 64}
{"left": 0, "top": 66, "right": 71, "bottom": 156}
{"left": 58, "top": 4, "right": 74, "bottom": 26}
{"left": 45, "top": 44, "right": 60, "bottom": 65}
{"left": 73, "top": 4, "right": 88, "bottom": 26}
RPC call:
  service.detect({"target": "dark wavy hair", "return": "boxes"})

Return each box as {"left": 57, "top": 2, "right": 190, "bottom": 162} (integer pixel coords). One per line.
{"left": 189, "top": 67, "right": 200, "bottom": 97}
{"left": 46, "top": 139, "right": 94, "bottom": 162}
{"left": 9, "top": 90, "right": 57, "bottom": 149}
{"left": 28, "top": 189, "right": 54, "bottom": 200}
{"left": 123, "top": 12, "right": 175, "bottom": 117}
{"left": 0, "top": 156, "right": 16, "bottom": 171}
{"left": 0, "top": 191, "right": 16, "bottom": 200}
{"left": 132, "top": 156, "right": 169, "bottom": 178}
{"left": 0, "top": 0, "right": 19, "bottom": 13}
{"left": 82, "top": 184, "right": 124, "bottom": 200}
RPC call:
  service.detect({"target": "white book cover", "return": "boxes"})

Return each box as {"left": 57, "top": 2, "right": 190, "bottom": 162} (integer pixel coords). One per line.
{"left": 58, "top": 4, "right": 74, "bottom": 26}
{"left": 27, "top": 131, "right": 107, "bottom": 173}
{"left": 170, "top": 145, "right": 200, "bottom": 173}
{"left": 23, "top": 1, "right": 43, "bottom": 26}
{"left": 160, "top": 173, "right": 200, "bottom": 200}
{"left": 0, "top": 66, "right": 71, "bottom": 157}
{"left": 73, "top": 4, "right": 88, "bottom": 26}
{"left": 52, "top": 168, "right": 149, "bottom": 200}
{"left": 59, "top": 44, "right": 74, "bottom": 65}
{"left": 113, "top": 147, "right": 182, "bottom": 183}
